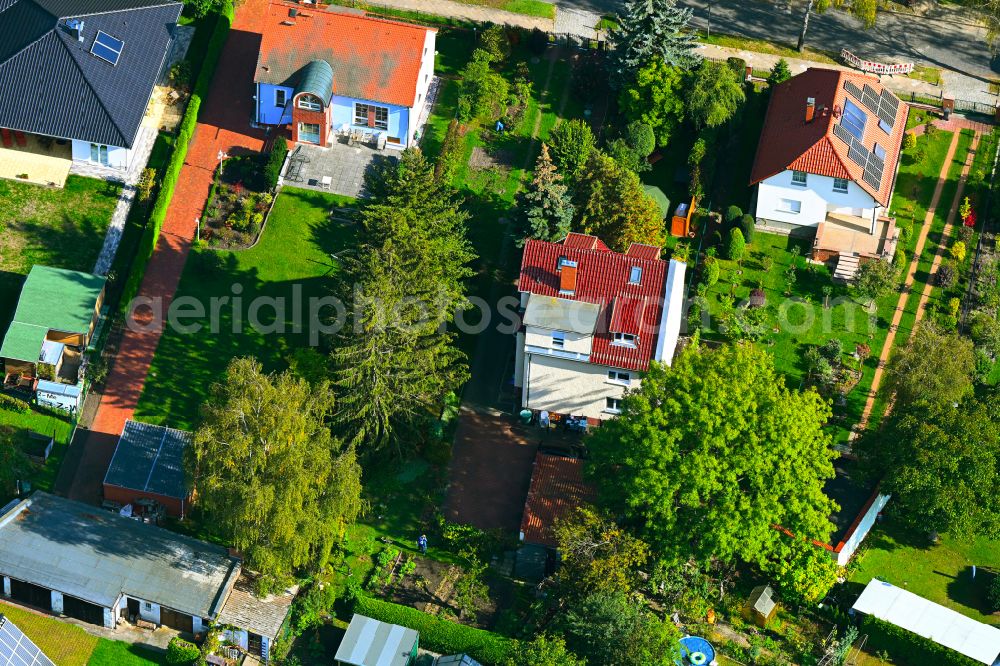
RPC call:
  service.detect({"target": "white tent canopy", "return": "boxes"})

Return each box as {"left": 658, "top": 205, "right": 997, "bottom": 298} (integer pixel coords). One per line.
{"left": 852, "top": 579, "right": 1000, "bottom": 665}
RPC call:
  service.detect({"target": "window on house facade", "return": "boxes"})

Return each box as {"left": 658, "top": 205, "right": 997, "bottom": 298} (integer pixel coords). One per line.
{"left": 833, "top": 177, "right": 849, "bottom": 193}
{"left": 605, "top": 397, "right": 622, "bottom": 413}
{"left": 612, "top": 332, "right": 637, "bottom": 347}
{"left": 297, "top": 94, "right": 322, "bottom": 111}
{"left": 607, "top": 370, "right": 631, "bottom": 385}
{"left": 143, "top": 602, "right": 152, "bottom": 611}
{"left": 89, "top": 143, "right": 109, "bottom": 166}
{"left": 791, "top": 170, "right": 807, "bottom": 186}
{"left": 629, "top": 266, "right": 642, "bottom": 284}
{"left": 552, "top": 331, "right": 565, "bottom": 349}
{"left": 878, "top": 118, "right": 892, "bottom": 134}
{"left": 777, "top": 198, "right": 801, "bottom": 214}
{"left": 275, "top": 89, "right": 286, "bottom": 107}
{"left": 354, "top": 103, "right": 389, "bottom": 130}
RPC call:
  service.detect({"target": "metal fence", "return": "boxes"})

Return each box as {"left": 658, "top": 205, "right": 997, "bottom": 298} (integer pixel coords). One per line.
{"left": 955, "top": 98, "right": 998, "bottom": 116}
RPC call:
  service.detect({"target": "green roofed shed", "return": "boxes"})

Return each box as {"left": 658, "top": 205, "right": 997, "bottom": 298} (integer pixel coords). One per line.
{"left": 13, "top": 266, "right": 106, "bottom": 334}
{"left": 0, "top": 322, "right": 49, "bottom": 363}
{"left": 642, "top": 184, "right": 670, "bottom": 220}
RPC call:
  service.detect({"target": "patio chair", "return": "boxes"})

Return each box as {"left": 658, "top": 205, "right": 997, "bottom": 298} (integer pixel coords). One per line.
{"left": 1, "top": 128, "right": 11, "bottom": 148}
{"left": 166, "top": 90, "right": 182, "bottom": 106}
{"left": 13, "top": 131, "right": 26, "bottom": 147}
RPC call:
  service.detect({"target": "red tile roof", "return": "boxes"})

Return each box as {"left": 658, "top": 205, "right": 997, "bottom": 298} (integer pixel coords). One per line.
{"left": 750, "top": 68, "right": 908, "bottom": 206}
{"left": 518, "top": 234, "right": 668, "bottom": 372}
{"left": 255, "top": 2, "right": 433, "bottom": 108}
{"left": 520, "top": 454, "right": 597, "bottom": 547}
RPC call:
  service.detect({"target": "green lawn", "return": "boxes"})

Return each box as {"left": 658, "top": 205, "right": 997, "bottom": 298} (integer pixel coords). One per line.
{"left": 0, "top": 407, "right": 74, "bottom": 503}
{"left": 133, "top": 188, "right": 356, "bottom": 430}
{"left": 87, "top": 639, "right": 168, "bottom": 665}
{"left": 0, "top": 176, "right": 119, "bottom": 329}
{"left": 849, "top": 520, "right": 1000, "bottom": 626}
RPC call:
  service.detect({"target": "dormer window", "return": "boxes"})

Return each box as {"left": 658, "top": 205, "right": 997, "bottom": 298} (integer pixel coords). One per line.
{"left": 556, "top": 256, "right": 569, "bottom": 271}
{"left": 552, "top": 331, "right": 565, "bottom": 349}
{"left": 629, "top": 266, "right": 642, "bottom": 284}
{"left": 612, "top": 332, "right": 637, "bottom": 347}
{"left": 559, "top": 259, "right": 578, "bottom": 295}
{"left": 297, "top": 94, "right": 322, "bottom": 111}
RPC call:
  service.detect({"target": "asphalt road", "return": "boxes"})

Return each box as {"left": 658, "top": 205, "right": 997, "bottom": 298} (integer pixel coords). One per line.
{"left": 560, "top": 0, "right": 995, "bottom": 80}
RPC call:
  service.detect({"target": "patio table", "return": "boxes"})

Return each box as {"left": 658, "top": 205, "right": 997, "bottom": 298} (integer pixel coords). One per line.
{"left": 321, "top": 176, "right": 332, "bottom": 190}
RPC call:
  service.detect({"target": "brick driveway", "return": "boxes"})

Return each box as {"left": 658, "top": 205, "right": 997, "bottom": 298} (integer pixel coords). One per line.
{"left": 446, "top": 408, "right": 540, "bottom": 534}
{"left": 63, "top": 0, "right": 271, "bottom": 503}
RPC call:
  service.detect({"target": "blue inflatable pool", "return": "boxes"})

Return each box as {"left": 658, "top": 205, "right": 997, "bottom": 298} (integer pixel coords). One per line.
{"left": 678, "top": 635, "right": 716, "bottom": 666}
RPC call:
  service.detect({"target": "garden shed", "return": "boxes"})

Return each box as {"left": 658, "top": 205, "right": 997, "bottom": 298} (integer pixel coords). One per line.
{"left": 103, "top": 420, "right": 193, "bottom": 518}
{"left": 744, "top": 584, "right": 778, "bottom": 627}
{"left": 335, "top": 614, "right": 418, "bottom": 666}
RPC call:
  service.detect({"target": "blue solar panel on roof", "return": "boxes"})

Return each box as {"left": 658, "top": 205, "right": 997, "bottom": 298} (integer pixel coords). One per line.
{"left": 842, "top": 99, "right": 867, "bottom": 141}
{"left": 0, "top": 615, "right": 56, "bottom": 666}
{"left": 91, "top": 30, "right": 123, "bottom": 65}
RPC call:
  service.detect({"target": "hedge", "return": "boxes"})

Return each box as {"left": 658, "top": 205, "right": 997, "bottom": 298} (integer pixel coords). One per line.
{"left": 0, "top": 393, "right": 30, "bottom": 414}
{"left": 353, "top": 595, "right": 517, "bottom": 665}
{"left": 117, "top": 1, "right": 234, "bottom": 313}
{"left": 861, "top": 615, "right": 982, "bottom": 666}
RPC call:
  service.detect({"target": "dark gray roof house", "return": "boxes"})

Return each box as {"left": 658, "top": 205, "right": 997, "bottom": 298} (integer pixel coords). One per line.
{"left": 0, "top": 0, "right": 182, "bottom": 148}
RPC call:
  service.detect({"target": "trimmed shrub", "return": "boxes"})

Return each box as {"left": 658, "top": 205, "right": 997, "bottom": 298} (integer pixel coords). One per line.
{"left": 354, "top": 595, "right": 517, "bottom": 664}
{"left": 434, "top": 119, "right": 465, "bottom": 184}
{"left": 704, "top": 258, "right": 720, "bottom": 287}
{"left": 117, "top": 1, "right": 233, "bottom": 314}
{"left": 727, "top": 227, "right": 746, "bottom": 262}
{"left": 263, "top": 135, "right": 288, "bottom": 189}
{"left": 0, "top": 393, "right": 30, "bottom": 414}
{"left": 166, "top": 637, "right": 200, "bottom": 665}
{"left": 740, "top": 213, "right": 755, "bottom": 244}
{"left": 726, "top": 57, "right": 747, "bottom": 81}
{"left": 861, "top": 615, "right": 982, "bottom": 666}
{"left": 725, "top": 205, "right": 742, "bottom": 224}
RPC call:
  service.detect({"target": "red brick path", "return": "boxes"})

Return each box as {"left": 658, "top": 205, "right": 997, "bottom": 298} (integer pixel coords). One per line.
{"left": 65, "top": 0, "right": 271, "bottom": 503}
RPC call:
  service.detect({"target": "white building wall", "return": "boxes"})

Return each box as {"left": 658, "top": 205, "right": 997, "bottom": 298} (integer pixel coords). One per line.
{"left": 524, "top": 326, "right": 593, "bottom": 356}
{"left": 833, "top": 493, "right": 891, "bottom": 566}
{"left": 50, "top": 590, "right": 63, "bottom": 614}
{"left": 756, "top": 170, "right": 878, "bottom": 228}
{"left": 70, "top": 139, "right": 132, "bottom": 171}
{"left": 137, "top": 599, "right": 161, "bottom": 625}
{"left": 408, "top": 29, "right": 437, "bottom": 145}
{"left": 102, "top": 608, "right": 115, "bottom": 628}
{"left": 523, "top": 353, "right": 637, "bottom": 421}
{"left": 2, "top": 576, "right": 9, "bottom": 597}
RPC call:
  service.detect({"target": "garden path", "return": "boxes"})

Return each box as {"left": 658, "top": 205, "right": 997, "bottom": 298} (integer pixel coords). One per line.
{"left": 855, "top": 130, "right": 962, "bottom": 434}
{"left": 64, "top": 0, "right": 270, "bottom": 503}
{"left": 911, "top": 132, "right": 981, "bottom": 330}
{"left": 361, "top": 0, "right": 552, "bottom": 31}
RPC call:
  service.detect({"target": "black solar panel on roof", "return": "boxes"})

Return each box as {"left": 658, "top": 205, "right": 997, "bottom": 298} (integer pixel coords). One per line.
{"left": 863, "top": 166, "right": 882, "bottom": 190}
{"left": 848, "top": 143, "right": 868, "bottom": 167}
{"left": 844, "top": 79, "right": 863, "bottom": 101}
{"left": 861, "top": 84, "right": 881, "bottom": 114}
{"left": 0, "top": 615, "right": 56, "bottom": 666}
{"left": 831, "top": 119, "right": 885, "bottom": 191}
{"left": 843, "top": 80, "right": 899, "bottom": 135}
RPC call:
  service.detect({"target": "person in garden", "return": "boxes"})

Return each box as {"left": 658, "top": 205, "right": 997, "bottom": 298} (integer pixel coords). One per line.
{"left": 418, "top": 534, "right": 428, "bottom": 554}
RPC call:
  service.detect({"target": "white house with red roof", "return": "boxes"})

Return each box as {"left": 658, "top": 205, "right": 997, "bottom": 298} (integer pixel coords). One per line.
{"left": 253, "top": 2, "right": 435, "bottom": 148}
{"left": 514, "top": 233, "right": 686, "bottom": 422}
{"left": 751, "top": 68, "right": 907, "bottom": 231}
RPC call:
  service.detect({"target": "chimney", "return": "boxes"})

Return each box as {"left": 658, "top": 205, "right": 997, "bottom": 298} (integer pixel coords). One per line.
{"left": 805, "top": 97, "right": 816, "bottom": 123}
{"left": 66, "top": 18, "right": 84, "bottom": 42}
{"left": 559, "top": 261, "right": 578, "bottom": 295}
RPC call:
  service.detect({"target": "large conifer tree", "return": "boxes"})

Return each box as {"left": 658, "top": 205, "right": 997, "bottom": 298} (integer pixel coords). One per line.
{"left": 517, "top": 143, "right": 574, "bottom": 245}
{"left": 609, "top": 0, "right": 699, "bottom": 87}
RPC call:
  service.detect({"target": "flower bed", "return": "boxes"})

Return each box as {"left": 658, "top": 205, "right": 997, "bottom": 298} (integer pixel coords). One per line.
{"left": 202, "top": 155, "right": 275, "bottom": 249}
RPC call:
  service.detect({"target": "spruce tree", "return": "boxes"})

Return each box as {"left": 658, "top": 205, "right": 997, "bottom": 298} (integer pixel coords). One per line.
{"left": 518, "top": 143, "right": 574, "bottom": 245}
{"left": 610, "top": 0, "right": 699, "bottom": 88}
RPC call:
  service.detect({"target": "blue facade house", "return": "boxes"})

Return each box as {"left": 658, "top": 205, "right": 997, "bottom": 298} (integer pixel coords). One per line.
{"left": 254, "top": 2, "right": 436, "bottom": 149}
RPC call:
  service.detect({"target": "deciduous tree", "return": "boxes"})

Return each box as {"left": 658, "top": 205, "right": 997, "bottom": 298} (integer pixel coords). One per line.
{"left": 882, "top": 322, "right": 975, "bottom": 409}
{"left": 856, "top": 391, "right": 1000, "bottom": 538}
{"left": 763, "top": 537, "right": 840, "bottom": 604}
{"left": 574, "top": 151, "right": 665, "bottom": 251}
{"left": 189, "top": 358, "right": 363, "bottom": 593}
{"left": 618, "top": 58, "right": 686, "bottom": 146}
{"left": 517, "top": 143, "right": 574, "bottom": 244}
{"left": 553, "top": 506, "right": 650, "bottom": 596}
{"left": 609, "top": 0, "right": 699, "bottom": 87}
{"left": 587, "top": 344, "right": 838, "bottom": 568}
{"left": 563, "top": 590, "right": 680, "bottom": 666}
{"left": 687, "top": 60, "right": 746, "bottom": 129}
{"left": 853, "top": 258, "right": 896, "bottom": 308}
{"left": 504, "top": 635, "right": 586, "bottom": 666}
{"left": 798, "top": 0, "right": 877, "bottom": 52}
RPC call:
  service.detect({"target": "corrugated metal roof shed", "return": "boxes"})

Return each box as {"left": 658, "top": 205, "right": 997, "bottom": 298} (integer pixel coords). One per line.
{"left": 0, "top": 493, "right": 240, "bottom": 618}
{"left": 0, "top": 614, "right": 55, "bottom": 666}
{"left": 520, "top": 454, "right": 597, "bottom": 548}
{"left": 335, "top": 614, "right": 418, "bottom": 666}
{"left": 0, "top": 322, "right": 47, "bottom": 363}
{"left": 104, "top": 420, "right": 191, "bottom": 500}
{"left": 852, "top": 579, "right": 1000, "bottom": 665}
{"left": 217, "top": 573, "right": 295, "bottom": 641}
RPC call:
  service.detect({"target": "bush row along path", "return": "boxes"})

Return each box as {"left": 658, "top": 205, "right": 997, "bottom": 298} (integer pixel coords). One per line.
{"left": 856, "top": 122, "right": 983, "bottom": 435}
{"left": 64, "top": 0, "right": 271, "bottom": 504}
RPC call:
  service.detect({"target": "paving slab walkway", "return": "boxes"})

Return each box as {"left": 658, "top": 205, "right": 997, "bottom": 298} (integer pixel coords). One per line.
{"left": 64, "top": 0, "right": 270, "bottom": 503}
{"left": 856, "top": 130, "right": 963, "bottom": 433}
{"left": 361, "top": 0, "right": 552, "bottom": 30}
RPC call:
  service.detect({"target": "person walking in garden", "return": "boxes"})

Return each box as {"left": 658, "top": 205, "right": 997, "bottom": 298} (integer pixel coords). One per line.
{"left": 418, "top": 534, "right": 428, "bottom": 555}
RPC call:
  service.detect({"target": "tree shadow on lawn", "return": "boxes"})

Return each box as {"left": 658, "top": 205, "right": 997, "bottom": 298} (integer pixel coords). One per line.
{"left": 946, "top": 567, "right": 999, "bottom": 620}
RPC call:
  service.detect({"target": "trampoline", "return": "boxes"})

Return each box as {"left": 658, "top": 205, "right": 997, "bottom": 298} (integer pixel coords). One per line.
{"left": 678, "top": 635, "right": 716, "bottom": 666}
